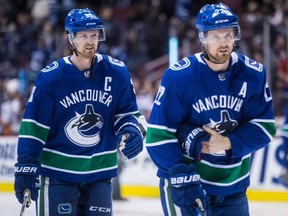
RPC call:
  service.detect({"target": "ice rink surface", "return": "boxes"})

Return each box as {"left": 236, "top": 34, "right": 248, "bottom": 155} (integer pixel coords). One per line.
{"left": 0, "top": 193, "right": 287, "bottom": 216}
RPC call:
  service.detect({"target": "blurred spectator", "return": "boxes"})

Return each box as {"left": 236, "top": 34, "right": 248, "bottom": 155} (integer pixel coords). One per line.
{"left": 277, "top": 55, "right": 288, "bottom": 94}
{"left": 49, "top": 0, "right": 76, "bottom": 27}
{"left": 31, "top": 0, "right": 51, "bottom": 25}
{"left": 275, "top": 54, "right": 288, "bottom": 115}
{"left": 0, "top": 0, "right": 288, "bottom": 121}
{"left": 135, "top": 79, "right": 154, "bottom": 120}
{"left": 29, "top": 36, "right": 53, "bottom": 80}
{"left": 99, "top": 6, "right": 122, "bottom": 53}
{"left": 251, "top": 49, "right": 264, "bottom": 63}
{"left": 0, "top": 79, "right": 22, "bottom": 135}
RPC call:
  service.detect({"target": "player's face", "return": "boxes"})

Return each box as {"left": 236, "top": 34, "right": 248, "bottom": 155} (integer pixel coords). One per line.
{"left": 73, "top": 30, "right": 100, "bottom": 58}
{"left": 203, "top": 28, "right": 235, "bottom": 63}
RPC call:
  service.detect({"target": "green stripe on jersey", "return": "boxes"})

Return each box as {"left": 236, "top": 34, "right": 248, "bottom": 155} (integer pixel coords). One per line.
{"left": 40, "top": 150, "right": 118, "bottom": 172}
{"left": 197, "top": 156, "right": 250, "bottom": 184}
{"left": 19, "top": 121, "right": 49, "bottom": 142}
{"left": 146, "top": 127, "right": 175, "bottom": 144}
{"left": 259, "top": 122, "right": 276, "bottom": 137}
{"left": 134, "top": 111, "right": 141, "bottom": 118}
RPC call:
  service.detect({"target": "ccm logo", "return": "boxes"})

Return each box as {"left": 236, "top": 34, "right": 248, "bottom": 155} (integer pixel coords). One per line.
{"left": 171, "top": 174, "right": 200, "bottom": 185}
{"left": 89, "top": 206, "right": 112, "bottom": 213}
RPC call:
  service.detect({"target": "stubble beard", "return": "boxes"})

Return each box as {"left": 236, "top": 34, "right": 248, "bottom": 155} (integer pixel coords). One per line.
{"left": 207, "top": 46, "right": 231, "bottom": 64}
{"left": 77, "top": 46, "right": 96, "bottom": 59}
{"left": 215, "top": 52, "right": 230, "bottom": 63}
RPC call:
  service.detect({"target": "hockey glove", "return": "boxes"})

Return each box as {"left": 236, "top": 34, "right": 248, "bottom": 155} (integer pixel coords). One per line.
{"left": 169, "top": 163, "right": 207, "bottom": 216}
{"left": 117, "top": 125, "right": 143, "bottom": 159}
{"left": 176, "top": 121, "right": 210, "bottom": 161}
{"left": 14, "top": 156, "right": 40, "bottom": 206}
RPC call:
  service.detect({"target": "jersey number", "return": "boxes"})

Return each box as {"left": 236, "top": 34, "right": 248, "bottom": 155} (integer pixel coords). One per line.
{"left": 154, "top": 85, "right": 165, "bottom": 105}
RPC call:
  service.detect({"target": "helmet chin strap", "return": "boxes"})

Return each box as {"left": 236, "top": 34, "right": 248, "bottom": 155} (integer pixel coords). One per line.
{"left": 67, "top": 36, "right": 79, "bottom": 56}
{"left": 88, "top": 56, "right": 95, "bottom": 80}
{"left": 72, "top": 47, "right": 78, "bottom": 56}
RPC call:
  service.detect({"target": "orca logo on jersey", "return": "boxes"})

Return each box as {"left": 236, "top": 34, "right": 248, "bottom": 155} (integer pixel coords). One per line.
{"left": 206, "top": 110, "right": 238, "bottom": 155}
{"left": 108, "top": 56, "right": 124, "bottom": 67}
{"left": 41, "top": 61, "right": 59, "bottom": 72}
{"left": 207, "top": 110, "right": 238, "bottom": 134}
{"left": 64, "top": 104, "right": 104, "bottom": 147}
{"left": 170, "top": 57, "right": 190, "bottom": 71}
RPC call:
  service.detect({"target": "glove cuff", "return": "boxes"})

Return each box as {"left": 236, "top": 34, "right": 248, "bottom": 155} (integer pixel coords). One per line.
{"left": 17, "top": 155, "right": 40, "bottom": 166}
{"left": 118, "top": 124, "right": 142, "bottom": 138}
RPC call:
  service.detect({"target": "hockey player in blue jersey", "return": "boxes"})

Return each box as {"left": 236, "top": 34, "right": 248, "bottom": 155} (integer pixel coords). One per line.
{"left": 146, "top": 3, "right": 276, "bottom": 216}
{"left": 14, "top": 8, "right": 143, "bottom": 216}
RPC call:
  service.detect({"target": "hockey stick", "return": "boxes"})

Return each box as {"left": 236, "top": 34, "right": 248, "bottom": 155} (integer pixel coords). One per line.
{"left": 138, "top": 115, "right": 148, "bottom": 132}
{"left": 118, "top": 134, "right": 129, "bottom": 153}
{"left": 19, "top": 189, "right": 31, "bottom": 216}
{"left": 195, "top": 198, "right": 207, "bottom": 216}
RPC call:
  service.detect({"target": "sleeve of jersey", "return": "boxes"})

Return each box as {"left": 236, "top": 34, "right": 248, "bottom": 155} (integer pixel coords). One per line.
{"left": 17, "top": 73, "right": 53, "bottom": 159}
{"left": 146, "top": 69, "right": 187, "bottom": 179}
{"left": 227, "top": 70, "right": 276, "bottom": 157}
{"left": 114, "top": 67, "right": 140, "bottom": 133}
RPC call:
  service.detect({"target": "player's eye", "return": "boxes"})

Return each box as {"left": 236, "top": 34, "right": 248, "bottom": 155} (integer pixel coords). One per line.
{"left": 79, "top": 35, "right": 88, "bottom": 40}
{"left": 91, "top": 34, "right": 98, "bottom": 40}
{"left": 206, "top": 35, "right": 220, "bottom": 42}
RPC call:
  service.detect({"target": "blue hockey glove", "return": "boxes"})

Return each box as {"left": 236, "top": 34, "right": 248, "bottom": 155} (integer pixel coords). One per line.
{"left": 176, "top": 121, "right": 210, "bottom": 161}
{"left": 169, "top": 163, "right": 207, "bottom": 216}
{"left": 117, "top": 125, "right": 143, "bottom": 159}
{"left": 14, "top": 156, "right": 40, "bottom": 205}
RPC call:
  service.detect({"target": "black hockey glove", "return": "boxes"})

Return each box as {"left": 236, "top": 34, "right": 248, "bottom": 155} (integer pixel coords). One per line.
{"left": 117, "top": 125, "right": 143, "bottom": 159}
{"left": 176, "top": 121, "right": 210, "bottom": 161}
{"left": 14, "top": 156, "right": 40, "bottom": 206}
{"left": 169, "top": 163, "right": 208, "bottom": 216}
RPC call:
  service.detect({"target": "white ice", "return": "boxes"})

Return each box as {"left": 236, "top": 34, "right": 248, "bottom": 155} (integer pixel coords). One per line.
{"left": 0, "top": 193, "right": 287, "bottom": 216}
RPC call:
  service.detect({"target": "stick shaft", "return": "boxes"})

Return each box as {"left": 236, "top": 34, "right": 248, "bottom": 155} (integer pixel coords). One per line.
{"left": 19, "top": 189, "right": 31, "bottom": 216}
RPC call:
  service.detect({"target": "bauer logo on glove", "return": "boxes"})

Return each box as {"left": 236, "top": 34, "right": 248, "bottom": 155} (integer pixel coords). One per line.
{"left": 170, "top": 173, "right": 201, "bottom": 188}
{"left": 182, "top": 127, "right": 204, "bottom": 154}
{"left": 15, "top": 166, "right": 38, "bottom": 174}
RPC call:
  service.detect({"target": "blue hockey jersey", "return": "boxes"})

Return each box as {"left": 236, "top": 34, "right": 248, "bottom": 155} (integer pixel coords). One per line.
{"left": 146, "top": 52, "right": 276, "bottom": 196}
{"left": 18, "top": 54, "right": 140, "bottom": 183}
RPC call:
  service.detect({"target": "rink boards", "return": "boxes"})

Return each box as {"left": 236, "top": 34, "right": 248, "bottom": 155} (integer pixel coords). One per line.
{"left": 0, "top": 134, "right": 287, "bottom": 202}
